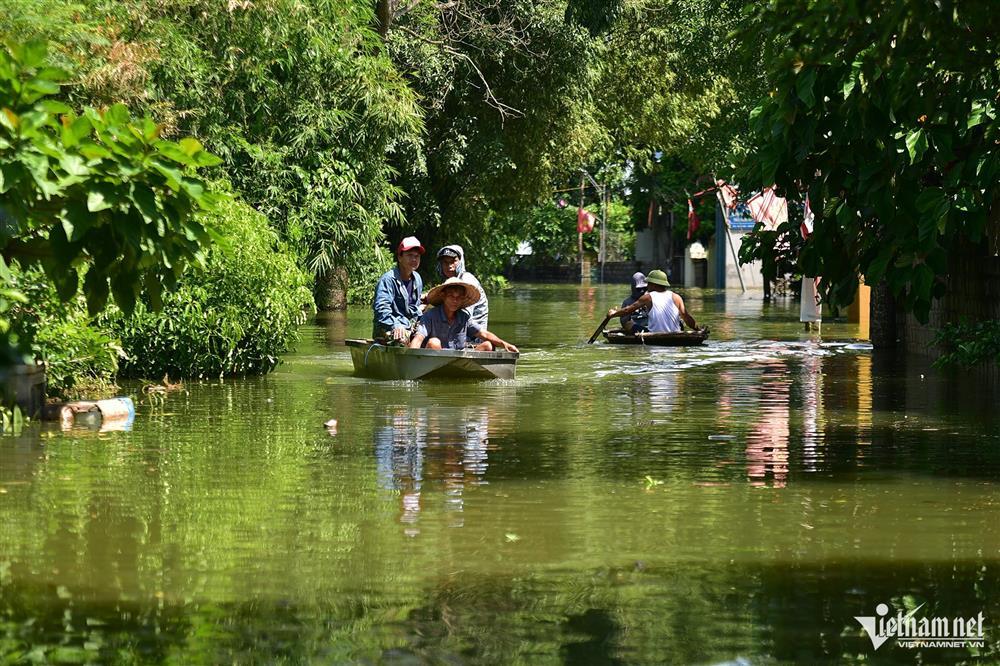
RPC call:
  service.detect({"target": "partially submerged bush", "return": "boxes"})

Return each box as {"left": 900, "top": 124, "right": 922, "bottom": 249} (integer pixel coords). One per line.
{"left": 104, "top": 200, "right": 314, "bottom": 379}
{"left": 6, "top": 267, "right": 120, "bottom": 397}
{"left": 480, "top": 274, "right": 510, "bottom": 293}
{"left": 933, "top": 320, "right": 1000, "bottom": 368}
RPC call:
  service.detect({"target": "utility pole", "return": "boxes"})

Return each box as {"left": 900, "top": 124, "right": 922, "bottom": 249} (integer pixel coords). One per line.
{"left": 578, "top": 175, "right": 585, "bottom": 282}
{"left": 600, "top": 184, "right": 608, "bottom": 284}
{"left": 579, "top": 168, "right": 607, "bottom": 283}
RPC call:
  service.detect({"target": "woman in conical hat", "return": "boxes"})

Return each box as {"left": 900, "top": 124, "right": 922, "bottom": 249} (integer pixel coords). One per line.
{"left": 409, "top": 278, "right": 518, "bottom": 352}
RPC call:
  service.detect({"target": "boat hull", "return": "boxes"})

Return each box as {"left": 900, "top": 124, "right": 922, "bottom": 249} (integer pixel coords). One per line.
{"left": 602, "top": 329, "right": 709, "bottom": 346}
{"left": 346, "top": 339, "right": 518, "bottom": 380}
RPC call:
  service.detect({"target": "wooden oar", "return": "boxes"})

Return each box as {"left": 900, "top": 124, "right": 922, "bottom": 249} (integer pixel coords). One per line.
{"left": 587, "top": 314, "right": 613, "bottom": 344}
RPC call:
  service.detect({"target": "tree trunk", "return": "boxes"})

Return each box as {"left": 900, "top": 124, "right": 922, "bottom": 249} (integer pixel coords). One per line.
{"left": 869, "top": 281, "right": 899, "bottom": 349}
{"left": 315, "top": 267, "right": 348, "bottom": 311}
{"left": 375, "top": 0, "right": 392, "bottom": 38}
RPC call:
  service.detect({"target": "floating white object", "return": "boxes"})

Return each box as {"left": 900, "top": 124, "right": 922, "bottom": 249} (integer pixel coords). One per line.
{"left": 44, "top": 397, "right": 135, "bottom": 432}
{"left": 707, "top": 434, "right": 735, "bottom": 441}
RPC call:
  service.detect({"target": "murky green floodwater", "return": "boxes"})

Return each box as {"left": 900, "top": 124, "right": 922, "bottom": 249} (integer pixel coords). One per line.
{"left": 2, "top": 284, "right": 999, "bottom": 664}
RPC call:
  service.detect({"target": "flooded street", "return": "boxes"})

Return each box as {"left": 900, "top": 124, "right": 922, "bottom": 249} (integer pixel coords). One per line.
{"left": 2, "top": 284, "right": 999, "bottom": 664}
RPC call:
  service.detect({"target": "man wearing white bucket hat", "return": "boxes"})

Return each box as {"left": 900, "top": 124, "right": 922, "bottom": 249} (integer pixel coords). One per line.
{"left": 408, "top": 278, "right": 518, "bottom": 352}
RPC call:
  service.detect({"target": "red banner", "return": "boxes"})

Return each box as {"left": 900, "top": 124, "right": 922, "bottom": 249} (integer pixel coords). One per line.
{"left": 686, "top": 199, "right": 700, "bottom": 240}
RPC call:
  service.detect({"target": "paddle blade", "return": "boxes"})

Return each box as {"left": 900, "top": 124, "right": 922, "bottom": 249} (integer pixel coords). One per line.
{"left": 588, "top": 315, "right": 612, "bottom": 344}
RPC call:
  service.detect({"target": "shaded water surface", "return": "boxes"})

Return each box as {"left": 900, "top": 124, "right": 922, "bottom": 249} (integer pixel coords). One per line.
{"left": 2, "top": 285, "right": 999, "bottom": 664}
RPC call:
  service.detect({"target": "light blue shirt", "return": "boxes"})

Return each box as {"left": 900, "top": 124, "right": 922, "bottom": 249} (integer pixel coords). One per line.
{"left": 416, "top": 307, "right": 482, "bottom": 350}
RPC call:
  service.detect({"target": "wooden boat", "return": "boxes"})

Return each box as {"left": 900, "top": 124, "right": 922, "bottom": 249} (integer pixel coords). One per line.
{"left": 345, "top": 339, "right": 519, "bottom": 380}
{"left": 602, "top": 328, "right": 709, "bottom": 346}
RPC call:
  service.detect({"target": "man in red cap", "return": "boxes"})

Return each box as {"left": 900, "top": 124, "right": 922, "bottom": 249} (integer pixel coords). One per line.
{"left": 372, "top": 236, "right": 425, "bottom": 342}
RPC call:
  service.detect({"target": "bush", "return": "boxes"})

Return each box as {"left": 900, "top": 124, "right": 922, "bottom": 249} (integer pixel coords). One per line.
{"left": 933, "top": 320, "right": 1000, "bottom": 368}
{"left": 104, "top": 200, "right": 314, "bottom": 379}
{"left": 480, "top": 274, "right": 510, "bottom": 293}
{"left": 6, "top": 267, "right": 120, "bottom": 397}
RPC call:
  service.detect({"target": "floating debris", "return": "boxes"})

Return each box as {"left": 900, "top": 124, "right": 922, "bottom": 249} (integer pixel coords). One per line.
{"left": 707, "top": 434, "right": 735, "bottom": 441}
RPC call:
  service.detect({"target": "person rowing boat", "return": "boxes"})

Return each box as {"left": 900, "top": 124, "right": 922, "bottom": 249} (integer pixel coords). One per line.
{"left": 606, "top": 269, "right": 698, "bottom": 333}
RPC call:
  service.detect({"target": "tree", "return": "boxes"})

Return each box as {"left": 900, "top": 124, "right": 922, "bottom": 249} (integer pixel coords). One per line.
{"left": 382, "top": 0, "right": 604, "bottom": 277}
{"left": 92, "top": 0, "right": 423, "bottom": 303}
{"left": 593, "top": 0, "right": 764, "bottom": 174}
{"left": 0, "top": 40, "right": 221, "bottom": 364}
{"left": 740, "top": 0, "right": 999, "bottom": 320}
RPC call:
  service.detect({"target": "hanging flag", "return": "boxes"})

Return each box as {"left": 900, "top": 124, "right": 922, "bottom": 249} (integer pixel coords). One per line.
{"left": 577, "top": 207, "right": 595, "bottom": 233}
{"left": 746, "top": 187, "right": 788, "bottom": 231}
{"left": 686, "top": 199, "right": 700, "bottom": 240}
{"left": 716, "top": 179, "right": 740, "bottom": 210}
{"left": 801, "top": 196, "right": 814, "bottom": 239}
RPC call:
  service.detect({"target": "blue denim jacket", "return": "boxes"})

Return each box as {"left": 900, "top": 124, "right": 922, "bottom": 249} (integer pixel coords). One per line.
{"left": 372, "top": 267, "right": 423, "bottom": 337}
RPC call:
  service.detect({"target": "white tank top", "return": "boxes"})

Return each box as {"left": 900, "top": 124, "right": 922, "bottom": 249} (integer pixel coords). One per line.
{"left": 647, "top": 290, "right": 681, "bottom": 332}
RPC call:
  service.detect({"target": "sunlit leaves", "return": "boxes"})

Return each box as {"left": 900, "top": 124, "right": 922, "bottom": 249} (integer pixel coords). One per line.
{"left": 739, "top": 0, "right": 999, "bottom": 322}
{"left": 905, "top": 129, "right": 927, "bottom": 164}
{"left": 0, "top": 39, "right": 222, "bottom": 334}
{"left": 103, "top": 199, "right": 313, "bottom": 379}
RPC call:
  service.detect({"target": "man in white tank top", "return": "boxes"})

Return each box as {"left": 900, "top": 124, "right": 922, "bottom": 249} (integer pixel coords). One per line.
{"left": 607, "top": 269, "right": 698, "bottom": 333}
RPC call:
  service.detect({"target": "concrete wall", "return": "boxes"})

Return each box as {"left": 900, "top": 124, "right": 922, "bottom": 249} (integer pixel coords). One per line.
{"left": 899, "top": 245, "right": 1000, "bottom": 356}
{"left": 635, "top": 227, "right": 684, "bottom": 284}
{"left": 507, "top": 260, "right": 642, "bottom": 284}
{"left": 717, "top": 227, "right": 762, "bottom": 291}
{"left": 600, "top": 261, "right": 643, "bottom": 284}
{"left": 872, "top": 233, "right": 1000, "bottom": 379}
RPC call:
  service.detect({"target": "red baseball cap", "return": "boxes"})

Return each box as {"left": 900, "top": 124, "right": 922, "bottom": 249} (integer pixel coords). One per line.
{"left": 397, "top": 236, "right": 425, "bottom": 254}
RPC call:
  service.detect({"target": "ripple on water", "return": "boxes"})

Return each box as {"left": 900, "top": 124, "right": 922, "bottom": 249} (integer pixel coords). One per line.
{"left": 3, "top": 285, "right": 999, "bottom": 664}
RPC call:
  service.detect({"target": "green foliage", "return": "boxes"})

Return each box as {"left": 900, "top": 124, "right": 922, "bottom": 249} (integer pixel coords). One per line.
{"left": 740, "top": 1, "right": 999, "bottom": 321}
{"left": 385, "top": 0, "right": 602, "bottom": 269}
{"left": 0, "top": 0, "right": 103, "bottom": 70}
{"left": 511, "top": 199, "right": 634, "bottom": 265}
{"left": 0, "top": 403, "right": 22, "bottom": 433}
{"left": 564, "top": 0, "right": 623, "bottom": 37}
{"left": 6, "top": 266, "right": 119, "bottom": 396}
{"left": 0, "top": 40, "right": 223, "bottom": 317}
{"left": 100, "top": 0, "right": 423, "bottom": 289}
{"left": 933, "top": 320, "right": 1000, "bottom": 369}
{"left": 738, "top": 218, "right": 803, "bottom": 283}
{"left": 103, "top": 199, "right": 313, "bottom": 379}
{"left": 480, "top": 274, "right": 509, "bottom": 294}
{"left": 594, "top": 0, "right": 764, "bottom": 173}
{"left": 625, "top": 155, "right": 716, "bottom": 246}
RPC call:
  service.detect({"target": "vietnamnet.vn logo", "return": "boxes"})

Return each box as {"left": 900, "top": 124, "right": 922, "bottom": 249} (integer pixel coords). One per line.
{"left": 855, "top": 603, "right": 986, "bottom": 650}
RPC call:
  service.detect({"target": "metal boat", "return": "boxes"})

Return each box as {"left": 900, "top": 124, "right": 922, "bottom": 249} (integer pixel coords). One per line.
{"left": 602, "top": 328, "right": 709, "bottom": 346}
{"left": 345, "top": 339, "right": 519, "bottom": 380}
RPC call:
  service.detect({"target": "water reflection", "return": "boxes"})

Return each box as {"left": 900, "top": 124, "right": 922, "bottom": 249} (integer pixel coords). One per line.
{"left": 799, "top": 352, "right": 824, "bottom": 472}
{"left": 374, "top": 394, "right": 513, "bottom": 534}
{"left": 746, "top": 360, "right": 791, "bottom": 488}
{"left": 3, "top": 285, "right": 1000, "bottom": 663}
